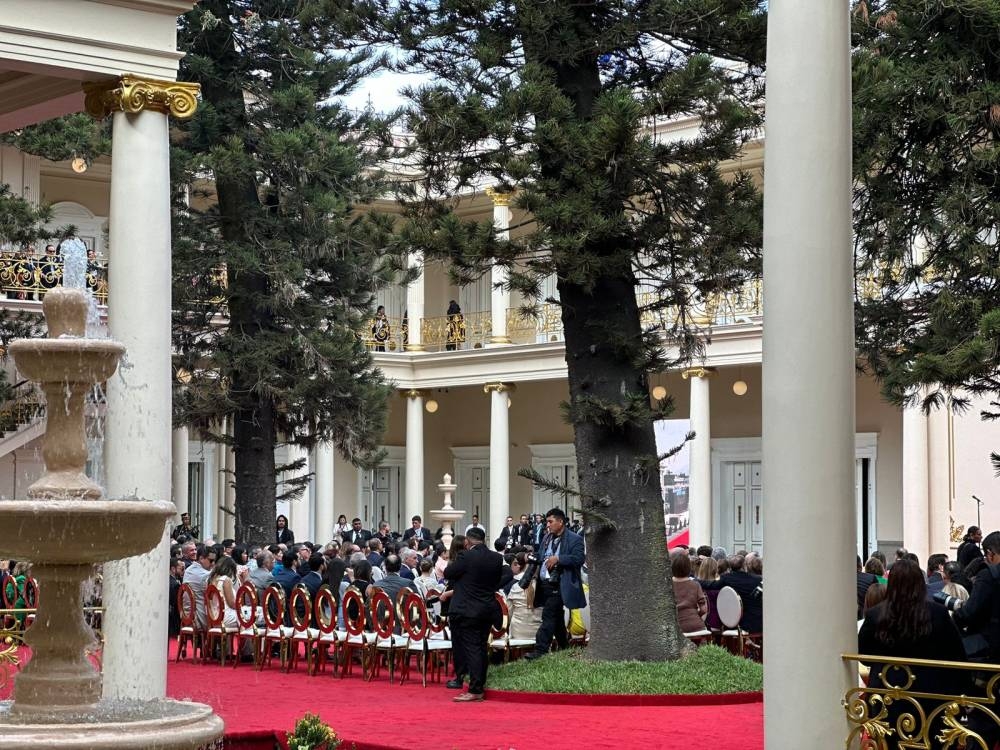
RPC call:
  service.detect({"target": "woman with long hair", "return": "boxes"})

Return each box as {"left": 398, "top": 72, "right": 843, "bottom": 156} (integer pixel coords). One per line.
{"left": 208, "top": 556, "right": 240, "bottom": 630}
{"left": 858, "top": 559, "right": 968, "bottom": 748}
{"left": 505, "top": 552, "right": 542, "bottom": 640}
{"left": 333, "top": 514, "right": 350, "bottom": 538}
{"left": 276, "top": 514, "right": 294, "bottom": 545}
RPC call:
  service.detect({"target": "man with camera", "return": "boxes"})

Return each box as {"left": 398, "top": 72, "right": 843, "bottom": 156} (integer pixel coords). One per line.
{"left": 523, "top": 507, "right": 586, "bottom": 660}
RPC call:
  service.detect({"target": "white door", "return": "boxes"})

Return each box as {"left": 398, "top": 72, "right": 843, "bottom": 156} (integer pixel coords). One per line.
{"left": 721, "top": 460, "right": 762, "bottom": 554}
{"left": 360, "top": 465, "right": 404, "bottom": 533}
{"left": 856, "top": 456, "right": 877, "bottom": 559}
{"left": 455, "top": 463, "right": 490, "bottom": 532}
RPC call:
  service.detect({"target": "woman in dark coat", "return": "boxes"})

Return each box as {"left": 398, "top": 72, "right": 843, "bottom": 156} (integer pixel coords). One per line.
{"left": 858, "top": 559, "right": 969, "bottom": 749}
{"left": 276, "top": 514, "right": 294, "bottom": 545}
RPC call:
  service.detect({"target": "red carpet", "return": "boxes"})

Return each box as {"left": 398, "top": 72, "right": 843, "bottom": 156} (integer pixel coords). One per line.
{"left": 165, "top": 643, "right": 764, "bottom": 750}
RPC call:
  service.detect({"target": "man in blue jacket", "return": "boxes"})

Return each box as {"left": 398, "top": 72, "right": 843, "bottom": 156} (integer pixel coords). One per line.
{"left": 525, "top": 507, "right": 587, "bottom": 660}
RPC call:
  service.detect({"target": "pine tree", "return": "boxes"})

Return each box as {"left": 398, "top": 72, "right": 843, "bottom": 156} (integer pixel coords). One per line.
{"left": 852, "top": 3, "right": 1000, "bottom": 445}
{"left": 172, "top": 1, "right": 407, "bottom": 543}
{"left": 360, "top": 0, "right": 766, "bottom": 660}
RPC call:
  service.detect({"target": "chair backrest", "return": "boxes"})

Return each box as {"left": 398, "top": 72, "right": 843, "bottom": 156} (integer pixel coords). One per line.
{"left": 342, "top": 588, "right": 367, "bottom": 636}
{"left": 400, "top": 591, "right": 429, "bottom": 642}
{"left": 492, "top": 592, "right": 509, "bottom": 639}
{"left": 313, "top": 586, "right": 337, "bottom": 635}
{"left": 205, "top": 583, "right": 225, "bottom": 628}
{"left": 2, "top": 576, "right": 18, "bottom": 608}
{"left": 178, "top": 582, "right": 197, "bottom": 627}
{"left": 23, "top": 577, "right": 38, "bottom": 608}
{"left": 370, "top": 589, "right": 395, "bottom": 639}
{"left": 262, "top": 584, "right": 285, "bottom": 630}
{"left": 235, "top": 582, "right": 257, "bottom": 629}
{"left": 288, "top": 585, "right": 312, "bottom": 633}
{"left": 717, "top": 585, "right": 743, "bottom": 629}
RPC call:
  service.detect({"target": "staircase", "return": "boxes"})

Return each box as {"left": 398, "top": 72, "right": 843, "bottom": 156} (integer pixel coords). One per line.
{"left": 0, "top": 382, "right": 45, "bottom": 457}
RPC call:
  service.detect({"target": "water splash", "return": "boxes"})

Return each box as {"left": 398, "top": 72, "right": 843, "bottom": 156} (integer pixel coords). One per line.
{"left": 60, "top": 238, "right": 87, "bottom": 291}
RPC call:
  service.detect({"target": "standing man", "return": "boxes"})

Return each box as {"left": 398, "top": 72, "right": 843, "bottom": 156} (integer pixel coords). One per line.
{"left": 172, "top": 512, "right": 200, "bottom": 541}
{"left": 958, "top": 526, "right": 985, "bottom": 570}
{"left": 465, "top": 514, "right": 486, "bottom": 534}
{"left": 524, "top": 508, "right": 587, "bottom": 660}
{"left": 347, "top": 518, "right": 373, "bottom": 546}
{"left": 403, "top": 515, "right": 433, "bottom": 543}
{"left": 443, "top": 528, "right": 502, "bottom": 702}
{"left": 496, "top": 516, "right": 517, "bottom": 551}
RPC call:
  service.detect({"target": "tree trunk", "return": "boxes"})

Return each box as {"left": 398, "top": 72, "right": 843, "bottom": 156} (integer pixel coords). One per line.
{"left": 558, "top": 273, "right": 688, "bottom": 661}
{"left": 233, "top": 399, "right": 277, "bottom": 544}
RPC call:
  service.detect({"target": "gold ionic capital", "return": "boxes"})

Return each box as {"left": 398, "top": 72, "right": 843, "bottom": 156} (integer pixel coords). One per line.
{"left": 484, "top": 186, "right": 516, "bottom": 208}
{"left": 681, "top": 367, "right": 716, "bottom": 380}
{"left": 401, "top": 389, "right": 429, "bottom": 400}
{"left": 483, "top": 382, "right": 516, "bottom": 395}
{"left": 83, "top": 74, "right": 201, "bottom": 121}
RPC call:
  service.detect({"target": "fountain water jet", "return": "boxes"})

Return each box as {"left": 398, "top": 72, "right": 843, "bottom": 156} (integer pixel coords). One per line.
{"left": 0, "top": 284, "right": 222, "bottom": 747}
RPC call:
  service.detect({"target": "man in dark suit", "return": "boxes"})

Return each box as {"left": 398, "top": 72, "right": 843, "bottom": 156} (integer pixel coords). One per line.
{"left": 347, "top": 518, "right": 372, "bottom": 546}
{"left": 402, "top": 515, "right": 433, "bottom": 543}
{"left": 524, "top": 507, "right": 587, "bottom": 660}
{"left": 272, "top": 550, "right": 302, "bottom": 625}
{"left": 702, "top": 554, "right": 763, "bottom": 633}
{"left": 301, "top": 554, "right": 326, "bottom": 599}
{"left": 442, "top": 527, "right": 502, "bottom": 701}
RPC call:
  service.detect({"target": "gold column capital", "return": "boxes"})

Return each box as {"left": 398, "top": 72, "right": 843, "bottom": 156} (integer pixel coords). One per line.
{"left": 681, "top": 367, "right": 717, "bottom": 380}
{"left": 483, "top": 382, "right": 516, "bottom": 394}
{"left": 83, "top": 74, "right": 201, "bottom": 121}
{"left": 484, "top": 186, "right": 516, "bottom": 207}
{"left": 401, "top": 389, "right": 429, "bottom": 400}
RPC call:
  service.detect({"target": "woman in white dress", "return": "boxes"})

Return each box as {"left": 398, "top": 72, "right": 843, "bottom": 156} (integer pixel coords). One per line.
{"left": 208, "top": 556, "right": 240, "bottom": 630}
{"left": 504, "top": 553, "right": 542, "bottom": 640}
{"left": 333, "top": 514, "right": 351, "bottom": 539}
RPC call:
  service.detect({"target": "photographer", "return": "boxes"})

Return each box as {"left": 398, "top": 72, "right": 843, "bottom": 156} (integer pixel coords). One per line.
{"left": 523, "top": 507, "right": 586, "bottom": 660}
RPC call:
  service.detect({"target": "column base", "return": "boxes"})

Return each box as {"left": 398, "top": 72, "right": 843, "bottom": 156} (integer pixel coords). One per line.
{"left": 486, "top": 336, "right": 512, "bottom": 346}
{"left": 404, "top": 344, "right": 426, "bottom": 352}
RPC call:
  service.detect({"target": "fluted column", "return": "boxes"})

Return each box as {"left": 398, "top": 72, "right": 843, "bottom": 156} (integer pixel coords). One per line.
{"left": 405, "top": 253, "right": 425, "bottom": 352}
{"left": 404, "top": 390, "right": 426, "bottom": 522}
{"left": 902, "top": 398, "right": 930, "bottom": 562}
{"left": 87, "top": 74, "right": 200, "bottom": 702}
{"left": 287, "top": 444, "right": 311, "bottom": 541}
{"left": 761, "top": 0, "right": 856, "bottom": 743}
{"left": 485, "top": 382, "right": 514, "bottom": 538}
{"left": 171, "top": 427, "right": 189, "bottom": 518}
{"left": 485, "top": 187, "right": 512, "bottom": 346}
{"left": 314, "top": 442, "right": 335, "bottom": 543}
{"left": 683, "top": 367, "right": 714, "bottom": 547}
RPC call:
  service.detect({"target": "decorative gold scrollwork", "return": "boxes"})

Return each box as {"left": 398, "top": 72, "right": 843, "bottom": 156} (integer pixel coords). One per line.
{"left": 83, "top": 74, "right": 201, "bottom": 121}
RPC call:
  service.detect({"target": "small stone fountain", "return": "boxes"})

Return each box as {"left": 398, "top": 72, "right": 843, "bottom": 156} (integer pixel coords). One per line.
{"left": 0, "top": 253, "right": 222, "bottom": 748}
{"left": 429, "top": 473, "right": 465, "bottom": 548}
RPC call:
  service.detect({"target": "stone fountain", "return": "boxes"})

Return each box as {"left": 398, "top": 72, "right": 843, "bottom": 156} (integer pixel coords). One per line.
{"left": 429, "top": 473, "right": 465, "bottom": 548}
{"left": 0, "top": 267, "right": 222, "bottom": 747}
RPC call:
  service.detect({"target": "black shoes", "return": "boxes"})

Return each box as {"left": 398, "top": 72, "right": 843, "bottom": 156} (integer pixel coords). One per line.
{"left": 523, "top": 651, "right": 546, "bottom": 661}
{"left": 446, "top": 678, "right": 465, "bottom": 689}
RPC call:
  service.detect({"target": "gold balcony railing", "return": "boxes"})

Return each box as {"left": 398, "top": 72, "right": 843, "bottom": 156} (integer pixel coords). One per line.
{"left": 420, "top": 311, "right": 492, "bottom": 351}
{"left": 842, "top": 652, "right": 1000, "bottom": 749}
{"left": 0, "top": 254, "right": 108, "bottom": 304}
{"left": 360, "top": 314, "right": 408, "bottom": 352}
{"left": 506, "top": 304, "right": 564, "bottom": 344}
{"left": 0, "top": 382, "right": 44, "bottom": 435}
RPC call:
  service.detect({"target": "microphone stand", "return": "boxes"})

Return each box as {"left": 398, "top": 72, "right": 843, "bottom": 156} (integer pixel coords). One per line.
{"left": 973, "top": 495, "right": 984, "bottom": 529}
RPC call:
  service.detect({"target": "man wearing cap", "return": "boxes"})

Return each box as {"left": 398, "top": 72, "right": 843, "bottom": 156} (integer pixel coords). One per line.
{"left": 443, "top": 527, "right": 502, "bottom": 702}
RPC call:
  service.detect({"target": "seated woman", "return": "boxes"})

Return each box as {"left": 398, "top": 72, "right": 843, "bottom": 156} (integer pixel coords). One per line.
{"left": 858, "top": 559, "right": 969, "bottom": 749}
{"left": 671, "top": 549, "right": 708, "bottom": 634}
{"left": 504, "top": 552, "right": 542, "bottom": 641}
{"left": 208, "top": 556, "right": 240, "bottom": 630}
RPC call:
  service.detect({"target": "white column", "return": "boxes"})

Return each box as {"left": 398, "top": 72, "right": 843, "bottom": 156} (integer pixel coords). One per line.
{"left": 171, "top": 427, "right": 189, "bottom": 518}
{"left": 486, "top": 382, "right": 513, "bottom": 538}
{"left": 405, "top": 253, "right": 425, "bottom": 351}
{"left": 102, "top": 107, "right": 172, "bottom": 702}
{"left": 902, "top": 400, "right": 930, "bottom": 562}
{"left": 314, "top": 442, "right": 335, "bottom": 543}
{"left": 404, "top": 390, "right": 425, "bottom": 522}
{"left": 762, "top": 0, "right": 855, "bottom": 743}
{"left": 684, "top": 367, "right": 714, "bottom": 547}
{"left": 485, "top": 188, "right": 512, "bottom": 346}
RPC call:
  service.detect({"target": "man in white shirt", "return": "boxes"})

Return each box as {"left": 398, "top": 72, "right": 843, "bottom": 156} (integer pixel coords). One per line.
{"left": 465, "top": 514, "right": 486, "bottom": 534}
{"left": 181, "top": 544, "right": 216, "bottom": 629}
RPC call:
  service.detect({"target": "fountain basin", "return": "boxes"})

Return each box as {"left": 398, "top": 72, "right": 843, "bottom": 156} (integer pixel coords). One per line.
{"left": 0, "top": 499, "right": 174, "bottom": 563}
{"left": 8, "top": 339, "right": 126, "bottom": 384}
{"left": 0, "top": 699, "right": 224, "bottom": 750}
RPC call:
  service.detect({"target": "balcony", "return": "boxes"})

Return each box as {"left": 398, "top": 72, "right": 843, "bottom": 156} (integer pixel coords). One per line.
{"left": 360, "top": 279, "right": 764, "bottom": 353}
{"left": 0, "top": 253, "right": 108, "bottom": 305}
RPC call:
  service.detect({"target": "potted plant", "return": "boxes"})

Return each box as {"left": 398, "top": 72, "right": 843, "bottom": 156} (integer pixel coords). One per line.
{"left": 286, "top": 713, "right": 340, "bottom": 750}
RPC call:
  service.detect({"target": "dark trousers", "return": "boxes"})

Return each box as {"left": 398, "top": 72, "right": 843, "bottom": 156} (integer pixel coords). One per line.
{"left": 450, "top": 614, "right": 492, "bottom": 694}
{"left": 535, "top": 581, "right": 567, "bottom": 653}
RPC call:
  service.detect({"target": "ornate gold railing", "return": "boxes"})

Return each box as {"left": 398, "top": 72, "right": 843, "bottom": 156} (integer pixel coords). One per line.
{"left": 360, "top": 314, "right": 408, "bottom": 352}
{"left": 0, "top": 382, "right": 44, "bottom": 435}
{"left": 842, "top": 653, "right": 1000, "bottom": 749}
{"left": 0, "top": 255, "right": 108, "bottom": 304}
{"left": 506, "top": 304, "right": 564, "bottom": 344}
{"left": 420, "top": 311, "right": 492, "bottom": 351}
{"left": 0, "top": 605, "right": 105, "bottom": 694}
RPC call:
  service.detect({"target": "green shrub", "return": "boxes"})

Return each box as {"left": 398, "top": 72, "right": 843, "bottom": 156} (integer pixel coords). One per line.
{"left": 287, "top": 713, "right": 340, "bottom": 750}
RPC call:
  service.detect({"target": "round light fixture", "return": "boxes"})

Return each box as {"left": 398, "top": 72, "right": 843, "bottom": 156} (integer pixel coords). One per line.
{"left": 507, "top": 395, "right": 512, "bottom": 409}
{"left": 425, "top": 399, "right": 439, "bottom": 413}
{"left": 733, "top": 380, "right": 748, "bottom": 396}
{"left": 71, "top": 157, "right": 88, "bottom": 174}
{"left": 652, "top": 385, "right": 667, "bottom": 400}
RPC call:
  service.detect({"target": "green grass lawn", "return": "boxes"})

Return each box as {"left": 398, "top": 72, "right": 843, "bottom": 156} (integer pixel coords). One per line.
{"left": 486, "top": 645, "right": 763, "bottom": 694}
